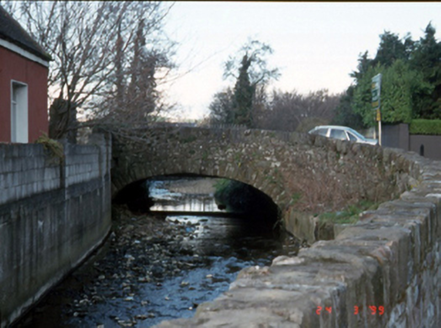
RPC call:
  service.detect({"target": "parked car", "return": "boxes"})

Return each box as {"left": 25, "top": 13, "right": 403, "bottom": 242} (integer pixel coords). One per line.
{"left": 308, "top": 125, "right": 378, "bottom": 145}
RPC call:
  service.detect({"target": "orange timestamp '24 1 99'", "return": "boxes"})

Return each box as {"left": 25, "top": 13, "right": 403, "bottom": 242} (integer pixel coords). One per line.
{"left": 315, "top": 305, "right": 385, "bottom": 316}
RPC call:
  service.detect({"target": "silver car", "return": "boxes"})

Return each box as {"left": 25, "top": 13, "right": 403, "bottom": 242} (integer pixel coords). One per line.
{"left": 308, "top": 125, "right": 378, "bottom": 145}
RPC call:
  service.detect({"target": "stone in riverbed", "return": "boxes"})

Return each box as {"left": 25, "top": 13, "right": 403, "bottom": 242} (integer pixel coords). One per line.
{"left": 151, "top": 265, "right": 164, "bottom": 277}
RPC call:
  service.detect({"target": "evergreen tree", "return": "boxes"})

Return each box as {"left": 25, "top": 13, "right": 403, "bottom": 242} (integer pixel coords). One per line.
{"left": 372, "top": 31, "right": 409, "bottom": 67}
{"left": 350, "top": 51, "right": 372, "bottom": 82}
{"left": 410, "top": 23, "right": 441, "bottom": 118}
{"left": 352, "top": 60, "right": 432, "bottom": 126}
{"left": 232, "top": 54, "right": 255, "bottom": 126}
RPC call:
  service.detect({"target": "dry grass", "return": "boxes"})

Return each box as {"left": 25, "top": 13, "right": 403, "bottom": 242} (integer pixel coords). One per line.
{"left": 284, "top": 168, "right": 361, "bottom": 214}
{"left": 35, "top": 132, "right": 64, "bottom": 160}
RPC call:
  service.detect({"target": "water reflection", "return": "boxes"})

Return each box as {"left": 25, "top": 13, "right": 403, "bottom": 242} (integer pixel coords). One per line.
{"left": 148, "top": 178, "right": 225, "bottom": 213}
{"left": 150, "top": 195, "right": 222, "bottom": 213}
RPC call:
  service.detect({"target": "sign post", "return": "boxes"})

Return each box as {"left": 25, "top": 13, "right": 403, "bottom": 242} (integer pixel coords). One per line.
{"left": 372, "top": 73, "right": 382, "bottom": 145}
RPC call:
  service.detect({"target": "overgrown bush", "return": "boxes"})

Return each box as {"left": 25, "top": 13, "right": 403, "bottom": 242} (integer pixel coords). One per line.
{"left": 35, "top": 132, "right": 64, "bottom": 161}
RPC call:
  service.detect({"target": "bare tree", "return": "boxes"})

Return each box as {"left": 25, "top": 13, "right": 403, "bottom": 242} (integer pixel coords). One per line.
{"left": 2, "top": 1, "right": 175, "bottom": 140}
{"left": 209, "top": 88, "right": 235, "bottom": 124}
{"left": 254, "top": 89, "right": 341, "bottom": 132}
{"left": 97, "top": 2, "right": 176, "bottom": 127}
{"left": 223, "top": 39, "right": 280, "bottom": 86}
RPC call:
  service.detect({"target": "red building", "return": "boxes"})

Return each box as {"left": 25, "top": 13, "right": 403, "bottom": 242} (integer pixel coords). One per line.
{"left": 0, "top": 6, "right": 51, "bottom": 143}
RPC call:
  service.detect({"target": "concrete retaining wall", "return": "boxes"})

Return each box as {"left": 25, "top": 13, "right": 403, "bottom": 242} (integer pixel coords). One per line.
{"left": 0, "top": 133, "right": 112, "bottom": 328}
{"left": 155, "top": 147, "right": 441, "bottom": 327}
{"left": 0, "top": 145, "right": 61, "bottom": 205}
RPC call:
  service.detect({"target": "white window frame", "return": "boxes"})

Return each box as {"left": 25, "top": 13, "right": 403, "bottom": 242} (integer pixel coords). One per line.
{"left": 10, "top": 80, "right": 28, "bottom": 143}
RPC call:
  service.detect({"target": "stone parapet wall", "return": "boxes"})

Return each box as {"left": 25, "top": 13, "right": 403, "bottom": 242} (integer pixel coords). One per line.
{"left": 0, "top": 133, "right": 112, "bottom": 328}
{"left": 284, "top": 141, "right": 422, "bottom": 245}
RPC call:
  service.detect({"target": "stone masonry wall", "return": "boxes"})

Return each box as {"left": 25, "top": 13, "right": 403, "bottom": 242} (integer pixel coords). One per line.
{"left": 0, "top": 133, "right": 112, "bottom": 328}
{"left": 112, "top": 126, "right": 416, "bottom": 222}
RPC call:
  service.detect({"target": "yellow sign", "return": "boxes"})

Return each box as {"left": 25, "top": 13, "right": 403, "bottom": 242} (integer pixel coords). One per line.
{"left": 376, "top": 108, "right": 381, "bottom": 121}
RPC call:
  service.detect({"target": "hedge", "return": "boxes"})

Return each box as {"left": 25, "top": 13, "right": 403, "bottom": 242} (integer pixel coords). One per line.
{"left": 409, "top": 119, "right": 441, "bottom": 135}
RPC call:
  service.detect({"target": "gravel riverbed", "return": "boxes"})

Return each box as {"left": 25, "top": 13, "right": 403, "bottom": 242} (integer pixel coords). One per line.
{"left": 15, "top": 204, "right": 299, "bottom": 328}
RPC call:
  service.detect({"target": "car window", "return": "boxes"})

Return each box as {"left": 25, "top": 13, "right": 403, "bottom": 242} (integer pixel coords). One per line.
{"left": 330, "top": 129, "right": 346, "bottom": 140}
{"left": 317, "top": 128, "right": 328, "bottom": 136}
{"left": 348, "top": 128, "right": 366, "bottom": 140}
{"left": 347, "top": 132, "right": 357, "bottom": 141}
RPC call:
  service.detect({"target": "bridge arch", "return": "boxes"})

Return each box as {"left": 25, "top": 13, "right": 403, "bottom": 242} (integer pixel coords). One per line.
{"left": 114, "top": 173, "right": 281, "bottom": 223}
{"left": 111, "top": 127, "right": 292, "bottom": 213}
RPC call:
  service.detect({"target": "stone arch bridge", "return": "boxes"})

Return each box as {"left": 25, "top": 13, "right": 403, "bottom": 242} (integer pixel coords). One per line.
{"left": 111, "top": 125, "right": 414, "bottom": 230}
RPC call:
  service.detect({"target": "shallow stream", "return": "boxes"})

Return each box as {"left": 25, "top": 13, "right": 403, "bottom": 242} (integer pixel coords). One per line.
{"left": 14, "top": 178, "right": 299, "bottom": 327}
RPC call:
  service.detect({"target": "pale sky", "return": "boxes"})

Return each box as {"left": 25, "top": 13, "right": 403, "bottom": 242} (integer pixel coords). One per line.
{"left": 161, "top": 2, "right": 441, "bottom": 120}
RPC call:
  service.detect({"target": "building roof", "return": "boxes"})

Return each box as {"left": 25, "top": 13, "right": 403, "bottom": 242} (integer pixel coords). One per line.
{"left": 0, "top": 5, "right": 51, "bottom": 62}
